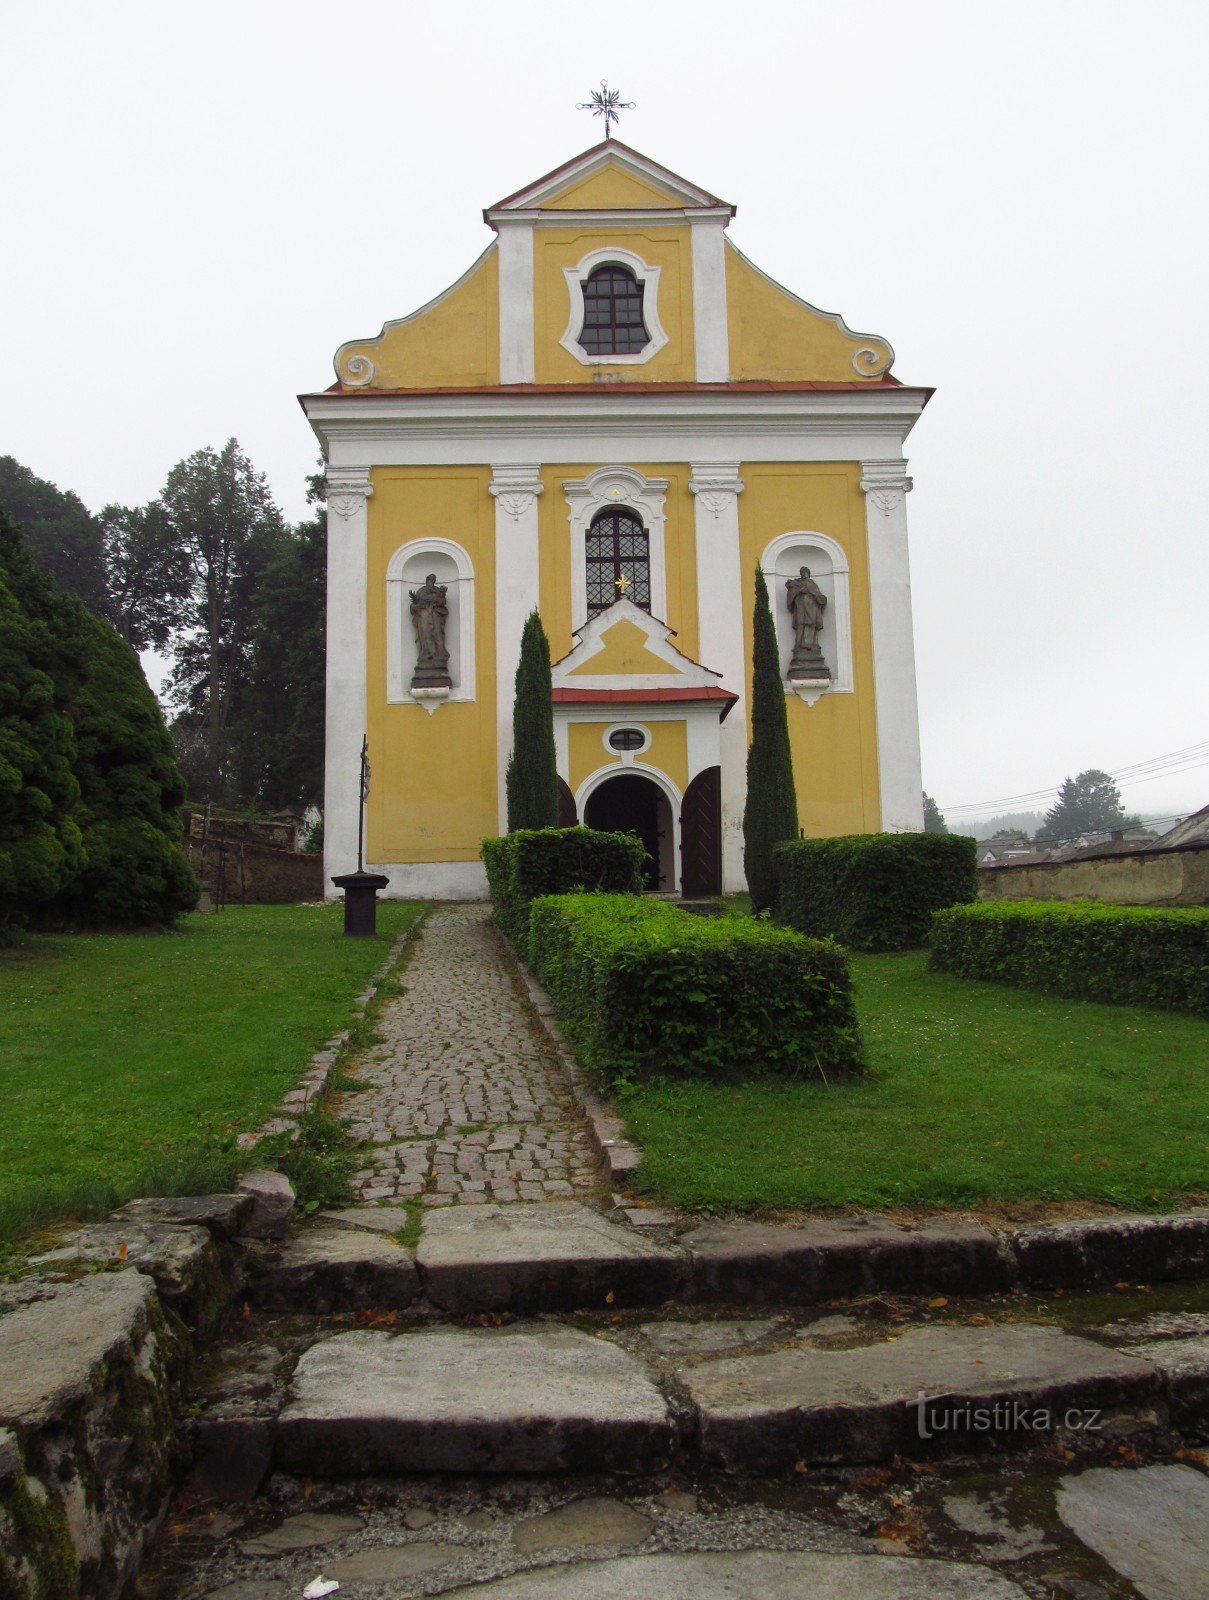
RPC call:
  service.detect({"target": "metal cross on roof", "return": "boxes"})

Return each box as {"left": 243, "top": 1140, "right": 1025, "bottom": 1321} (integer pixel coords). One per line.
{"left": 576, "top": 79, "right": 635, "bottom": 140}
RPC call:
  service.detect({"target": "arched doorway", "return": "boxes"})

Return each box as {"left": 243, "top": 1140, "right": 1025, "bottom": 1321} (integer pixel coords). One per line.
{"left": 584, "top": 772, "right": 673, "bottom": 891}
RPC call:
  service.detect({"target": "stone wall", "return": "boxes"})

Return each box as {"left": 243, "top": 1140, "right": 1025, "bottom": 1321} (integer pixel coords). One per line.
{"left": 979, "top": 843, "right": 1209, "bottom": 907}
{"left": 187, "top": 839, "right": 324, "bottom": 904}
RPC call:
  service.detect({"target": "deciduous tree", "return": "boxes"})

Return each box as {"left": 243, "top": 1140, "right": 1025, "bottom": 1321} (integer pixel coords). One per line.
{"left": 743, "top": 567, "right": 799, "bottom": 912}
{"left": 159, "top": 439, "right": 288, "bottom": 800}
{"left": 0, "top": 456, "right": 109, "bottom": 617}
{"left": 922, "top": 792, "right": 949, "bottom": 834}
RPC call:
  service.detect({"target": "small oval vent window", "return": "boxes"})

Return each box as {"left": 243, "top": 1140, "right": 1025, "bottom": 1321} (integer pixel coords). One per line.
{"left": 608, "top": 727, "right": 646, "bottom": 752}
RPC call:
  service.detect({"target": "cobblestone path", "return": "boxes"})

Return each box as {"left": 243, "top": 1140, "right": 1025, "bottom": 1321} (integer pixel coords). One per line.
{"left": 342, "top": 903, "right": 599, "bottom": 1207}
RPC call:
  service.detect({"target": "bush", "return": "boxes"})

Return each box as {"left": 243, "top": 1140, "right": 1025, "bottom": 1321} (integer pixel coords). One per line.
{"left": 482, "top": 827, "right": 645, "bottom": 951}
{"left": 528, "top": 893, "right": 863, "bottom": 1085}
{"left": 775, "top": 832, "right": 978, "bottom": 951}
{"left": 929, "top": 899, "right": 1209, "bottom": 1016}
{"left": 0, "top": 513, "right": 197, "bottom": 927}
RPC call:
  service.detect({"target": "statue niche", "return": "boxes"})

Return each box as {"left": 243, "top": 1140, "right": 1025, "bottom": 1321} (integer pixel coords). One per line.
{"left": 785, "top": 566, "right": 831, "bottom": 681}
{"left": 409, "top": 573, "right": 452, "bottom": 691}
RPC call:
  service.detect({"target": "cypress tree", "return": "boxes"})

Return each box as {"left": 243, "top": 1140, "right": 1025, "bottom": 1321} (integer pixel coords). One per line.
{"left": 505, "top": 610, "right": 558, "bottom": 832}
{"left": 743, "top": 566, "right": 799, "bottom": 912}
{"left": 0, "top": 515, "right": 197, "bottom": 927}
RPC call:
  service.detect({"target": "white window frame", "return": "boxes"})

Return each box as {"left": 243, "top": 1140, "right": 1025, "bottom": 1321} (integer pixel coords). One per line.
{"left": 564, "top": 465, "right": 669, "bottom": 631}
{"left": 560, "top": 246, "right": 669, "bottom": 367}
{"left": 386, "top": 537, "right": 475, "bottom": 708}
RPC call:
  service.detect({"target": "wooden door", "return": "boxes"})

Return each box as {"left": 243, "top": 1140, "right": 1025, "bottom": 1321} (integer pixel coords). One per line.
{"left": 557, "top": 776, "right": 578, "bottom": 828}
{"left": 680, "top": 765, "right": 722, "bottom": 896}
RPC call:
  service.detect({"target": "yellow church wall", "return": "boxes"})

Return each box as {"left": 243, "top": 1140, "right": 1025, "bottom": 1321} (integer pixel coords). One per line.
{"left": 365, "top": 468, "right": 497, "bottom": 861}
{"left": 567, "top": 720, "right": 688, "bottom": 797}
{"left": 725, "top": 245, "right": 893, "bottom": 383}
{"left": 538, "top": 465, "right": 699, "bottom": 664}
{"left": 336, "top": 248, "right": 500, "bottom": 390}
{"left": 567, "top": 617, "right": 679, "bottom": 676}
{"left": 534, "top": 229, "right": 695, "bottom": 384}
{"left": 540, "top": 166, "right": 684, "bottom": 210}
{"left": 738, "top": 465, "right": 882, "bottom": 836}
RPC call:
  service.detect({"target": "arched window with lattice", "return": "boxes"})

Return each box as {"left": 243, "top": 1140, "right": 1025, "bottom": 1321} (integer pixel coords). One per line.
{"left": 585, "top": 507, "right": 651, "bottom": 616}
{"left": 579, "top": 263, "right": 650, "bottom": 355}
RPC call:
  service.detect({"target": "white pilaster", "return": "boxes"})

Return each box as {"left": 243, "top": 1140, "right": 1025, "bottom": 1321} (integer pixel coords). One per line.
{"left": 323, "top": 467, "right": 373, "bottom": 893}
{"left": 496, "top": 223, "right": 534, "bottom": 385}
{"left": 490, "top": 466, "right": 544, "bottom": 832}
{"left": 690, "top": 217, "right": 730, "bottom": 383}
{"left": 689, "top": 464, "right": 746, "bottom": 890}
{"left": 860, "top": 459, "right": 925, "bottom": 833}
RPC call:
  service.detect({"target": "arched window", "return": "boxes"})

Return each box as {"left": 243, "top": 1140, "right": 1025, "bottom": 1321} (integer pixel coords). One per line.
{"left": 586, "top": 507, "right": 651, "bottom": 617}
{"left": 580, "top": 264, "right": 649, "bottom": 355}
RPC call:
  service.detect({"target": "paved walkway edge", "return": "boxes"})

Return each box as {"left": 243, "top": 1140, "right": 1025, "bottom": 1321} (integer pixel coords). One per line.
{"left": 238, "top": 911, "right": 428, "bottom": 1154}
{"left": 494, "top": 923, "right": 644, "bottom": 1184}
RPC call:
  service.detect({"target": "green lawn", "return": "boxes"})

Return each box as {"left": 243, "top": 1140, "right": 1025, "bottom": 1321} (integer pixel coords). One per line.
{"left": 0, "top": 902, "right": 423, "bottom": 1241}
{"left": 623, "top": 949, "right": 1209, "bottom": 1212}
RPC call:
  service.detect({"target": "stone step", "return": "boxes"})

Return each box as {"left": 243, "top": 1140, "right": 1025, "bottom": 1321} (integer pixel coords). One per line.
{"left": 192, "top": 1309, "right": 1209, "bottom": 1491}
{"left": 246, "top": 1202, "right": 1209, "bottom": 1322}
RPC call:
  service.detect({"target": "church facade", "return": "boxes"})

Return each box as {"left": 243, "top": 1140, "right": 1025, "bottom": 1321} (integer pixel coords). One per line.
{"left": 302, "top": 141, "right": 931, "bottom": 899}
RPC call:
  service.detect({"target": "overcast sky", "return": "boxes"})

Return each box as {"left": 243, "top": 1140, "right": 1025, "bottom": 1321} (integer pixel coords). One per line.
{"left": 3, "top": 1, "right": 1206, "bottom": 827}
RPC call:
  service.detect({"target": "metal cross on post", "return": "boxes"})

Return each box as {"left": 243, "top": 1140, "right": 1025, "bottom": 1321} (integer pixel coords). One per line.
{"left": 576, "top": 80, "right": 635, "bottom": 140}
{"left": 331, "top": 732, "right": 390, "bottom": 937}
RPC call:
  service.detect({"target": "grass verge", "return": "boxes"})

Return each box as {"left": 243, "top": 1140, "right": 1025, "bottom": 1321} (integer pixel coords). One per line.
{"left": 0, "top": 901, "right": 423, "bottom": 1241}
{"left": 622, "top": 949, "right": 1209, "bottom": 1212}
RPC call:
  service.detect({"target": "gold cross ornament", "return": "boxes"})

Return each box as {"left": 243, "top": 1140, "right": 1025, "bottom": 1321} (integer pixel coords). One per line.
{"left": 615, "top": 572, "right": 632, "bottom": 594}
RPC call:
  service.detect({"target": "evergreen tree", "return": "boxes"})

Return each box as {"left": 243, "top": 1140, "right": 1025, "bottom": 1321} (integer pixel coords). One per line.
{"left": 1036, "top": 769, "right": 1139, "bottom": 845}
{"left": 159, "top": 439, "right": 288, "bottom": 800}
{"left": 0, "top": 456, "right": 110, "bottom": 617}
{"left": 743, "top": 566, "right": 799, "bottom": 912}
{"left": 0, "top": 524, "right": 86, "bottom": 933}
{"left": 505, "top": 610, "right": 558, "bottom": 832}
{"left": 922, "top": 792, "right": 949, "bottom": 834}
{"left": 0, "top": 516, "right": 197, "bottom": 927}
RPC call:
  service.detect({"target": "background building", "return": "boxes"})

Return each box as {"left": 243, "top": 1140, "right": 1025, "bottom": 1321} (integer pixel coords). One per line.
{"left": 302, "top": 141, "right": 931, "bottom": 898}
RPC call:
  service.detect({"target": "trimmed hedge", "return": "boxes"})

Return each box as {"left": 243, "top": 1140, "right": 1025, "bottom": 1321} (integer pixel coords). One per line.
{"left": 482, "top": 827, "right": 645, "bottom": 951}
{"left": 528, "top": 893, "right": 864, "bottom": 1084}
{"left": 929, "top": 899, "right": 1209, "bottom": 1016}
{"left": 775, "top": 832, "right": 978, "bottom": 951}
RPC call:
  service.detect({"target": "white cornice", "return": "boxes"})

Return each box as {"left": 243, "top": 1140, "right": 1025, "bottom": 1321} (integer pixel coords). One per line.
{"left": 302, "top": 388, "right": 929, "bottom": 452}
{"left": 489, "top": 207, "right": 733, "bottom": 229}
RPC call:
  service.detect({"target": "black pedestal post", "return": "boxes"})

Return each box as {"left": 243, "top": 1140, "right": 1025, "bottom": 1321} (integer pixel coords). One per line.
{"left": 331, "top": 871, "right": 391, "bottom": 937}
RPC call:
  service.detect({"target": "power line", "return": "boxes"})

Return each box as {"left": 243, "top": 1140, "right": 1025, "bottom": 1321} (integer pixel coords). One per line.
{"left": 940, "top": 740, "right": 1209, "bottom": 815}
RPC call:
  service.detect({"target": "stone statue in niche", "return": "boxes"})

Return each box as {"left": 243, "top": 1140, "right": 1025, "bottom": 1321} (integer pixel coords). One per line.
{"left": 785, "top": 566, "right": 831, "bottom": 680}
{"left": 409, "top": 574, "right": 452, "bottom": 690}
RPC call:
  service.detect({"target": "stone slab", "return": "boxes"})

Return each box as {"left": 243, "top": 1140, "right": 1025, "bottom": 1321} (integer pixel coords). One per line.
{"left": 31, "top": 1219, "right": 218, "bottom": 1314}
{"left": 1133, "top": 1334, "right": 1209, "bottom": 1431}
{"left": 236, "top": 1169, "right": 295, "bottom": 1239}
{"left": 112, "top": 1192, "right": 253, "bottom": 1237}
{"left": 512, "top": 1496, "right": 653, "bottom": 1553}
{"left": 437, "top": 1549, "right": 1026, "bottom": 1598}
{"left": 681, "top": 1216, "right": 1013, "bottom": 1305}
{"left": 1013, "top": 1210, "right": 1209, "bottom": 1289}
{"left": 1057, "top": 1464, "right": 1209, "bottom": 1600}
{"left": 249, "top": 1225, "right": 419, "bottom": 1313}
{"left": 632, "top": 1318, "right": 781, "bottom": 1360}
{"left": 317, "top": 1204, "right": 414, "bottom": 1234}
{"left": 239, "top": 1511, "right": 363, "bottom": 1555}
{"left": 416, "top": 1202, "right": 682, "bottom": 1313}
{"left": 275, "top": 1324, "right": 674, "bottom": 1474}
{"left": 205, "top": 1585, "right": 287, "bottom": 1600}
{"left": 325, "top": 1542, "right": 454, "bottom": 1580}
{"left": 0, "top": 1427, "right": 21, "bottom": 1480}
{"left": 0, "top": 1271, "right": 156, "bottom": 1430}
{"left": 681, "top": 1322, "right": 1160, "bottom": 1469}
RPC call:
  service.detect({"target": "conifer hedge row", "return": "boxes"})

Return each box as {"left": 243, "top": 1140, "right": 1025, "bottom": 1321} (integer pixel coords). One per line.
{"left": 527, "top": 893, "right": 864, "bottom": 1084}
{"left": 929, "top": 899, "right": 1209, "bottom": 1016}
{"left": 482, "top": 827, "right": 645, "bottom": 952}
{"left": 775, "top": 832, "right": 978, "bottom": 951}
